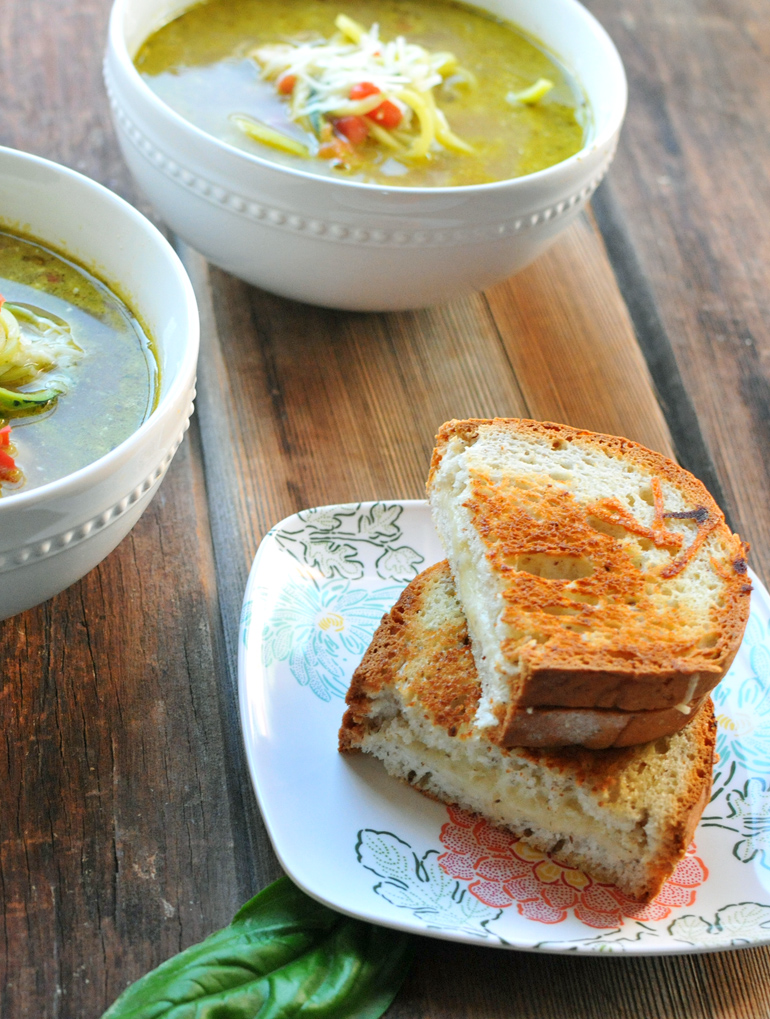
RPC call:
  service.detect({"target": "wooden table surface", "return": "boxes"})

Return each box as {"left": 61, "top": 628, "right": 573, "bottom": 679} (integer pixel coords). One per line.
{"left": 2, "top": 0, "right": 770, "bottom": 1015}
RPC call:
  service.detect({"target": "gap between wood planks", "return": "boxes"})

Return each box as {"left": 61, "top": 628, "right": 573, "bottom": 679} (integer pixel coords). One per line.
{"left": 591, "top": 183, "right": 731, "bottom": 525}
{"left": 482, "top": 206, "right": 676, "bottom": 459}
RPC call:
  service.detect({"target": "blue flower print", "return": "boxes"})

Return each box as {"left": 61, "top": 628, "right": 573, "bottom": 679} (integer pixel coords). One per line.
{"left": 261, "top": 577, "right": 404, "bottom": 701}
{"left": 713, "top": 608, "right": 770, "bottom": 776}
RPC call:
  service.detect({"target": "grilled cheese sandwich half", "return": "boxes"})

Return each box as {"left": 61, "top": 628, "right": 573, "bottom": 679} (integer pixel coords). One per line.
{"left": 339, "top": 561, "right": 716, "bottom": 903}
{"left": 427, "top": 418, "right": 750, "bottom": 744}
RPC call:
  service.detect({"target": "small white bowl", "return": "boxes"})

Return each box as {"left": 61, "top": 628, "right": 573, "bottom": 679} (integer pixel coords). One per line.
{"left": 0, "top": 146, "right": 199, "bottom": 620}
{"left": 104, "top": 0, "right": 627, "bottom": 311}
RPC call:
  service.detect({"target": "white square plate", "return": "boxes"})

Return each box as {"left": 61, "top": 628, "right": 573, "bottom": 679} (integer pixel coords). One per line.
{"left": 239, "top": 500, "right": 770, "bottom": 954}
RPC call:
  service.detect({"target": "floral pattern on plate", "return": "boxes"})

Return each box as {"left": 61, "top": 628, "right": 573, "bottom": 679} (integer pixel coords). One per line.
{"left": 256, "top": 574, "right": 404, "bottom": 701}
{"left": 356, "top": 827, "right": 504, "bottom": 941}
{"left": 536, "top": 902, "right": 770, "bottom": 953}
{"left": 436, "top": 806, "right": 707, "bottom": 928}
{"left": 354, "top": 809, "right": 762, "bottom": 952}
{"left": 702, "top": 777, "right": 770, "bottom": 871}
{"left": 272, "top": 502, "right": 424, "bottom": 582}
{"left": 239, "top": 500, "right": 770, "bottom": 955}
{"left": 711, "top": 609, "right": 770, "bottom": 779}
{"left": 355, "top": 805, "right": 706, "bottom": 941}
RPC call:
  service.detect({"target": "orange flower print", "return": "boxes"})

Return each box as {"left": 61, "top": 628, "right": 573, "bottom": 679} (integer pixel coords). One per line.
{"left": 437, "top": 806, "right": 708, "bottom": 929}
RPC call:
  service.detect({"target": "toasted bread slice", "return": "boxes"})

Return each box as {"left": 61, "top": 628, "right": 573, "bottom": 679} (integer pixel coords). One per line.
{"left": 427, "top": 418, "right": 750, "bottom": 741}
{"left": 345, "top": 561, "right": 704, "bottom": 749}
{"left": 339, "top": 562, "right": 716, "bottom": 902}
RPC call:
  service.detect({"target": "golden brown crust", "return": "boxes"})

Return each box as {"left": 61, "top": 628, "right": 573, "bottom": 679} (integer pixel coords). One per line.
{"left": 631, "top": 701, "right": 716, "bottom": 900}
{"left": 339, "top": 561, "right": 718, "bottom": 751}
{"left": 517, "top": 697, "right": 715, "bottom": 795}
{"left": 427, "top": 418, "right": 751, "bottom": 719}
{"left": 339, "top": 563, "right": 467, "bottom": 752}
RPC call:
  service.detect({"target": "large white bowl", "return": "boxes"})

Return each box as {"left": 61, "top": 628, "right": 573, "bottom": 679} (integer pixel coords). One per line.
{"left": 104, "top": 0, "right": 627, "bottom": 311}
{"left": 0, "top": 146, "right": 199, "bottom": 620}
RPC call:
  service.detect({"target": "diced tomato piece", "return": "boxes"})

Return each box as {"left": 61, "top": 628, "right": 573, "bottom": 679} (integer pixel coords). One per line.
{"left": 369, "top": 99, "right": 403, "bottom": 129}
{"left": 277, "top": 73, "right": 297, "bottom": 94}
{"left": 349, "top": 83, "right": 402, "bottom": 129}
{"left": 0, "top": 425, "right": 18, "bottom": 480}
{"left": 350, "top": 81, "right": 380, "bottom": 100}
{"left": 335, "top": 116, "right": 369, "bottom": 146}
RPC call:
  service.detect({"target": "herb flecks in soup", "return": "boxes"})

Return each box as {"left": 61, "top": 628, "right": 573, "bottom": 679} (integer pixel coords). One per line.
{"left": 135, "top": 0, "right": 587, "bottom": 187}
{"left": 0, "top": 231, "right": 158, "bottom": 496}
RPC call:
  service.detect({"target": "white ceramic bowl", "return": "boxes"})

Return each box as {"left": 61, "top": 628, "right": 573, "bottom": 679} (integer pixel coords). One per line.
{"left": 104, "top": 0, "right": 627, "bottom": 311}
{"left": 0, "top": 146, "right": 199, "bottom": 620}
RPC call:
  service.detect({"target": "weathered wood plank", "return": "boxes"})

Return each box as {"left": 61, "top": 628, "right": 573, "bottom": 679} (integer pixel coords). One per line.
{"left": 592, "top": 184, "right": 731, "bottom": 517}
{"left": 0, "top": 432, "right": 249, "bottom": 1018}
{"left": 485, "top": 210, "right": 676, "bottom": 457}
{"left": 0, "top": 0, "right": 158, "bottom": 222}
{"left": 182, "top": 212, "right": 679, "bottom": 686}
{"left": 388, "top": 941, "right": 770, "bottom": 1019}
{"left": 180, "top": 242, "right": 531, "bottom": 687}
{"left": 585, "top": 0, "right": 770, "bottom": 582}
{"left": 183, "top": 248, "right": 528, "bottom": 512}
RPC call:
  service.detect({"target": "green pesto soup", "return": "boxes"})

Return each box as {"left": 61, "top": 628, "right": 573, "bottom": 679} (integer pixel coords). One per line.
{"left": 135, "top": 0, "right": 587, "bottom": 187}
{"left": 0, "top": 231, "right": 158, "bottom": 496}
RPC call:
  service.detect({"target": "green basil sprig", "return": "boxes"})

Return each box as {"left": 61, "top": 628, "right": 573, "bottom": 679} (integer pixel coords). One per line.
{"left": 101, "top": 876, "right": 413, "bottom": 1019}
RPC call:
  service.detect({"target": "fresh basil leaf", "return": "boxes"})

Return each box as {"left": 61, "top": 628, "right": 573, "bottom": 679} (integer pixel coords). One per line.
{"left": 101, "top": 876, "right": 413, "bottom": 1019}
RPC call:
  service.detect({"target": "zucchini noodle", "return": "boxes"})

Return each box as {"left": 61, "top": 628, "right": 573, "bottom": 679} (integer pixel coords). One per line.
{"left": 0, "top": 298, "right": 82, "bottom": 415}
{"left": 328, "top": 94, "right": 391, "bottom": 117}
{"left": 507, "top": 77, "right": 554, "bottom": 105}
{"left": 395, "top": 88, "right": 435, "bottom": 159}
{"left": 243, "top": 14, "right": 475, "bottom": 161}
{"left": 363, "top": 118, "right": 405, "bottom": 150}
{"left": 434, "top": 109, "right": 474, "bottom": 154}
{"left": 336, "top": 13, "right": 366, "bottom": 43}
{"left": 231, "top": 114, "right": 311, "bottom": 156}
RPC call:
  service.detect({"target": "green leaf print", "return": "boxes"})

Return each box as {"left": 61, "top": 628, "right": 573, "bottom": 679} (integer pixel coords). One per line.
{"left": 668, "top": 902, "right": 770, "bottom": 947}
{"left": 356, "top": 829, "right": 502, "bottom": 938}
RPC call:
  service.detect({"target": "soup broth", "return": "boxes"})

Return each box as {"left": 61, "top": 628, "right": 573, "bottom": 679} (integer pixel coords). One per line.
{"left": 136, "top": 0, "right": 587, "bottom": 187}
{"left": 0, "top": 231, "right": 158, "bottom": 495}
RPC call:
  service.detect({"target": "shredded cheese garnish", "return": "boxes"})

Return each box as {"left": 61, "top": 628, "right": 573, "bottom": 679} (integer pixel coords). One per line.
{"left": 241, "top": 14, "right": 475, "bottom": 160}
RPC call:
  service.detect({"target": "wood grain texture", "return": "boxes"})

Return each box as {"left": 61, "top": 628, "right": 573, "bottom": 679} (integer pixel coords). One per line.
{"left": 585, "top": 0, "right": 770, "bottom": 583}
{"left": 182, "top": 211, "right": 679, "bottom": 677}
{"left": 181, "top": 241, "right": 531, "bottom": 679}
{"left": 485, "top": 210, "right": 676, "bottom": 457}
{"left": 0, "top": 0, "right": 161, "bottom": 220}
{"left": 0, "top": 434, "right": 253, "bottom": 1018}
{"left": 388, "top": 940, "right": 770, "bottom": 1019}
